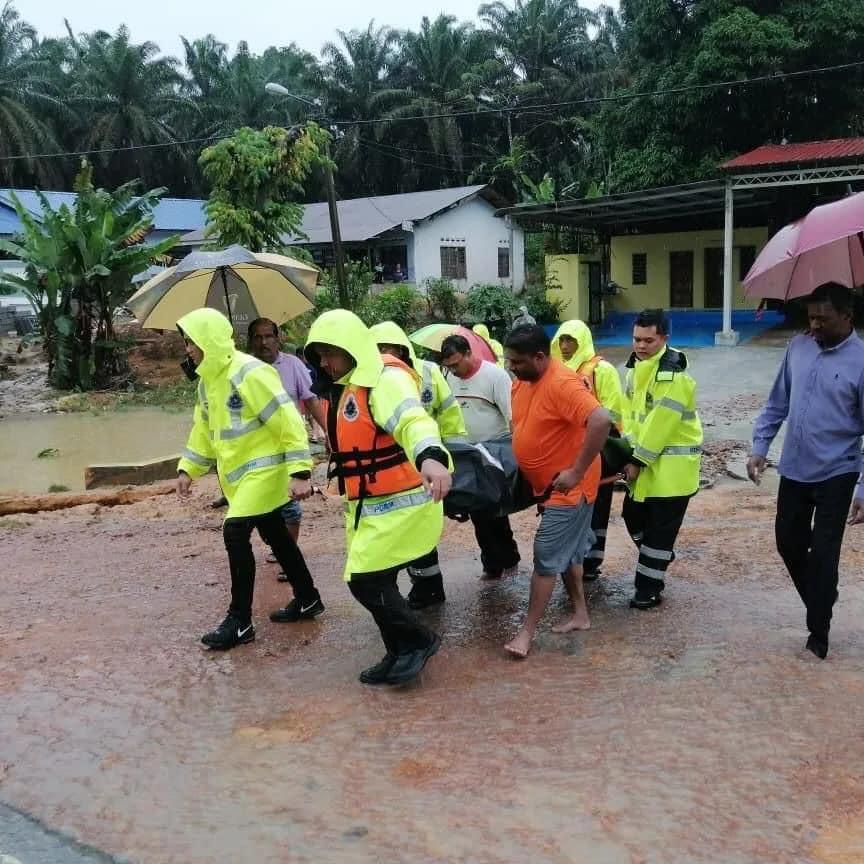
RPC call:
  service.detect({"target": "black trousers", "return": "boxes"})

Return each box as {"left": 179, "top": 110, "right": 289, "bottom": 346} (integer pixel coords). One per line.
{"left": 349, "top": 568, "right": 437, "bottom": 656}
{"left": 583, "top": 479, "right": 614, "bottom": 574}
{"left": 408, "top": 547, "right": 443, "bottom": 584}
{"left": 622, "top": 494, "right": 691, "bottom": 593}
{"left": 775, "top": 472, "right": 857, "bottom": 642}
{"left": 223, "top": 505, "right": 317, "bottom": 623}
{"left": 470, "top": 513, "right": 520, "bottom": 576}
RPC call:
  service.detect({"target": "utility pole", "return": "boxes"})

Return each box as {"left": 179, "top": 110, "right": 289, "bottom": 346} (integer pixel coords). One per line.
{"left": 265, "top": 82, "right": 348, "bottom": 308}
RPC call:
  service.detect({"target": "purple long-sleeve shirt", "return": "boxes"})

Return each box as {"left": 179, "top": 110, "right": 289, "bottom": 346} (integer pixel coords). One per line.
{"left": 752, "top": 331, "right": 864, "bottom": 494}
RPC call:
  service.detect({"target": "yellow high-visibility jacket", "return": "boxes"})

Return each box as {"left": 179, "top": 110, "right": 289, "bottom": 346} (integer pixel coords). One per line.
{"left": 551, "top": 319, "right": 623, "bottom": 430}
{"left": 176, "top": 308, "right": 312, "bottom": 520}
{"left": 473, "top": 323, "right": 505, "bottom": 366}
{"left": 307, "top": 310, "right": 450, "bottom": 579}
{"left": 622, "top": 345, "right": 702, "bottom": 502}
{"left": 369, "top": 320, "right": 468, "bottom": 443}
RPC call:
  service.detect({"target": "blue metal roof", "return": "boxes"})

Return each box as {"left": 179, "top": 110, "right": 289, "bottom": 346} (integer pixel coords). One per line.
{"left": 0, "top": 189, "right": 206, "bottom": 234}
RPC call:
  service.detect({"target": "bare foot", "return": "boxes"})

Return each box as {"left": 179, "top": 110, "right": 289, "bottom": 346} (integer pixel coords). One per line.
{"left": 551, "top": 612, "right": 591, "bottom": 633}
{"left": 504, "top": 629, "right": 532, "bottom": 658}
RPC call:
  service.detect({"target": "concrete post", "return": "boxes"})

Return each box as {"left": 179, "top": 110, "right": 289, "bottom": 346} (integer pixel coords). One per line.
{"left": 715, "top": 180, "right": 740, "bottom": 346}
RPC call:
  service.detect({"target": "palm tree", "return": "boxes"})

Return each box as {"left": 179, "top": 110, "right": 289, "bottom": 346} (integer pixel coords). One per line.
{"left": 380, "top": 16, "right": 489, "bottom": 182}
{"left": 65, "top": 25, "right": 187, "bottom": 187}
{"left": 0, "top": 3, "right": 65, "bottom": 185}
{"left": 321, "top": 21, "right": 398, "bottom": 195}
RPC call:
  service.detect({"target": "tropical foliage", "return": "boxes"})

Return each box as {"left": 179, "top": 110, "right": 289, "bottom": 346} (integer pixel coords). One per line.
{"left": 0, "top": 0, "right": 860, "bottom": 198}
{"left": 0, "top": 161, "right": 177, "bottom": 389}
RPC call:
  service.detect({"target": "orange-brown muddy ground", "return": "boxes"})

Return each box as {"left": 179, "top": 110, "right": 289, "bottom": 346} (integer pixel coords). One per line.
{"left": 3, "top": 470, "right": 864, "bottom": 864}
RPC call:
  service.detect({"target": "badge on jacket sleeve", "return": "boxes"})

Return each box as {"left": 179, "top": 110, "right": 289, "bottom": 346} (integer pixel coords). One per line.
{"left": 227, "top": 392, "right": 243, "bottom": 411}
{"left": 421, "top": 385, "right": 434, "bottom": 406}
{"left": 342, "top": 393, "right": 359, "bottom": 421}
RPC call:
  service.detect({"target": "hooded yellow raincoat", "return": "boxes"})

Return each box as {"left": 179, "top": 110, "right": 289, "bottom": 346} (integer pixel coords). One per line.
{"left": 623, "top": 346, "right": 702, "bottom": 502}
{"left": 369, "top": 320, "right": 468, "bottom": 443}
{"left": 176, "top": 308, "right": 312, "bottom": 519}
{"left": 472, "top": 323, "right": 505, "bottom": 366}
{"left": 551, "top": 319, "right": 623, "bottom": 429}
{"left": 307, "top": 310, "right": 449, "bottom": 579}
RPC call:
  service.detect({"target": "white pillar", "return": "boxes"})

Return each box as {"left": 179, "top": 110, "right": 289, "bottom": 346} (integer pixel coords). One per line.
{"left": 715, "top": 180, "right": 740, "bottom": 346}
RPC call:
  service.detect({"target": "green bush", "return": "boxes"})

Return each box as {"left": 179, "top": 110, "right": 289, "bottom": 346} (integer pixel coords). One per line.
{"left": 423, "top": 277, "right": 460, "bottom": 321}
{"left": 520, "top": 284, "right": 564, "bottom": 324}
{"left": 363, "top": 284, "right": 423, "bottom": 330}
{"left": 465, "top": 283, "right": 519, "bottom": 324}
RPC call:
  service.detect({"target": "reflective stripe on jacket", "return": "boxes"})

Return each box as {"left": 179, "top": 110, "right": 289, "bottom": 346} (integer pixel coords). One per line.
{"left": 176, "top": 308, "right": 312, "bottom": 519}
{"left": 622, "top": 346, "right": 702, "bottom": 502}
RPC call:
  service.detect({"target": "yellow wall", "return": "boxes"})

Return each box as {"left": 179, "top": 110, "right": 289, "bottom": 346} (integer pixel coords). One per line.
{"left": 545, "top": 253, "right": 600, "bottom": 321}
{"left": 608, "top": 227, "right": 769, "bottom": 312}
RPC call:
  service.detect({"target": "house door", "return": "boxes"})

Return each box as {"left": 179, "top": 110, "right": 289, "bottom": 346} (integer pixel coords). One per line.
{"left": 588, "top": 261, "right": 602, "bottom": 324}
{"left": 669, "top": 251, "right": 694, "bottom": 308}
{"left": 704, "top": 247, "right": 724, "bottom": 308}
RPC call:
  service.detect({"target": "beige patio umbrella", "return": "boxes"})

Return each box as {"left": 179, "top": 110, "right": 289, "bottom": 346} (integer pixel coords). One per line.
{"left": 128, "top": 245, "right": 319, "bottom": 334}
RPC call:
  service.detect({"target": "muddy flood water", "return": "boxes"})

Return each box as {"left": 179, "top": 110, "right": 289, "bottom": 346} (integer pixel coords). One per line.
{"left": 3, "top": 471, "right": 864, "bottom": 863}
{"left": 0, "top": 408, "right": 189, "bottom": 495}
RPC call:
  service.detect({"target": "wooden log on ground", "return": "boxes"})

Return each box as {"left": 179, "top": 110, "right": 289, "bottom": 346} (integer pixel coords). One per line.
{"left": 0, "top": 482, "right": 175, "bottom": 516}
{"left": 85, "top": 454, "right": 182, "bottom": 490}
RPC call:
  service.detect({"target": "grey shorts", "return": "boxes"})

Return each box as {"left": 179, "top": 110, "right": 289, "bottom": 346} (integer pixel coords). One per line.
{"left": 533, "top": 502, "right": 595, "bottom": 575}
{"left": 279, "top": 499, "right": 303, "bottom": 524}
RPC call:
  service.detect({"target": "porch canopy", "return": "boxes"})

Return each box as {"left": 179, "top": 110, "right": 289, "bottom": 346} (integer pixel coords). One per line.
{"left": 498, "top": 137, "right": 864, "bottom": 345}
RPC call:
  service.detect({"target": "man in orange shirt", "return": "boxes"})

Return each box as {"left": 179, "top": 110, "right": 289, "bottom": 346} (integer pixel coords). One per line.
{"left": 503, "top": 324, "right": 611, "bottom": 658}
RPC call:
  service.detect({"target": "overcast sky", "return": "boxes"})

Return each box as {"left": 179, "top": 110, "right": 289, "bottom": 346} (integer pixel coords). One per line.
{"left": 24, "top": 0, "right": 615, "bottom": 59}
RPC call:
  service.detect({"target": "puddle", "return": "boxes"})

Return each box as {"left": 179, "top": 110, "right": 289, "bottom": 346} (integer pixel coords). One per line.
{"left": 0, "top": 408, "right": 190, "bottom": 494}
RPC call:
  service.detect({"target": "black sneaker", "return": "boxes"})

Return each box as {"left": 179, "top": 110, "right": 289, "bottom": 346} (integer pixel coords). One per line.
{"left": 629, "top": 590, "right": 663, "bottom": 610}
{"left": 385, "top": 634, "right": 441, "bottom": 685}
{"left": 407, "top": 584, "right": 446, "bottom": 610}
{"left": 359, "top": 653, "right": 396, "bottom": 685}
{"left": 201, "top": 614, "right": 255, "bottom": 650}
{"left": 269, "top": 594, "right": 325, "bottom": 623}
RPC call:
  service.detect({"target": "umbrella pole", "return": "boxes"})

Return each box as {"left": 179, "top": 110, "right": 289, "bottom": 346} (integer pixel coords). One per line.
{"left": 220, "top": 268, "right": 233, "bottom": 325}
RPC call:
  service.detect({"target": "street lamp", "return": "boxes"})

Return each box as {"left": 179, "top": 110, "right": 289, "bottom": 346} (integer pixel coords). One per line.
{"left": 265, "top": 81, "right": 348, "bottom": 307}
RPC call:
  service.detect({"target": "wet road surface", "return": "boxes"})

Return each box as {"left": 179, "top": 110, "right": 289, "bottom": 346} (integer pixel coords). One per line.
{"left": 2, "top": 474, "right": 864, "bottom": 863}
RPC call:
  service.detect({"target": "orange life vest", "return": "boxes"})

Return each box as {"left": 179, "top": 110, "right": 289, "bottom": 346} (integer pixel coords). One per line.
{"left": 325, "top": 354, "right": 423, "bottom": 503}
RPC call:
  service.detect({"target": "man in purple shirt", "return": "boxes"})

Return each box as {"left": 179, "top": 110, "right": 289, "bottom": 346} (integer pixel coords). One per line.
{"left": 747, "top": 282, "right": 864, "bottom": 659}
{"left": 248, "top": 319, "right": 327, "bottom": 577}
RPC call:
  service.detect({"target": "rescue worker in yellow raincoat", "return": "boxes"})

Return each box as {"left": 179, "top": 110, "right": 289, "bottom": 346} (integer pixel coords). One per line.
{"left": 552, "top": 318, "right": 624, "bottom": 579}
{"left": 175, "top": 308, "right": 323, "bottom": 650}
{"left": 472, "top": 323, "right": 505, "bottom": 366}
{"left": 370, "top": 320, "right": 467, "bottom": 609}
{"left": 306, "top": 310, "right": 453, "bottom": 686}
{"left": 621, "top": 309, "right": 702, "bottom": 609}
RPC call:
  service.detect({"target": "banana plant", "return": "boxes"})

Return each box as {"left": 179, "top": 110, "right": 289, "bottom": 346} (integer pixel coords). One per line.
{"left": 0, "top": 160, "right": 179, "bottom": 389}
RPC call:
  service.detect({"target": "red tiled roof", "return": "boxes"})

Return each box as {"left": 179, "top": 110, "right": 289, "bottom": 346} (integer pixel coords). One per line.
{"left": 720, "top": 138, "right": 864, "bottom": 170}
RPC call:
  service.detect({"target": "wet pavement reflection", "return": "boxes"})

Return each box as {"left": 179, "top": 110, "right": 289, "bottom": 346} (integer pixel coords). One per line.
{"left": 1, "top": 478, "right": 863, "bottom": 863}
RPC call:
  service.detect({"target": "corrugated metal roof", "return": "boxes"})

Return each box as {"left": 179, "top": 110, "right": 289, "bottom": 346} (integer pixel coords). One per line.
{"left": 0, "top": 189, "right": 206, "bottom": 233}
{"left": 721, "top": 138, "right": 864, "bottom": 170}
{"left": 180, "top": 185, "right": 493, "bottom": 246}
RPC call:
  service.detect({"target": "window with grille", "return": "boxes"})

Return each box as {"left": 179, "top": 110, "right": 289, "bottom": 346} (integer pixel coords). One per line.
{"left": 441, "top": 246, "right": 467, "bottom": 280}
{"left": 497, "top": 247, "right": 510, "bottom": 278}
{"left": 738, "top": 245, "right": 756, "bottom": 281}
{"left": 632, "top": 253, "right": 647, "bottom": 285}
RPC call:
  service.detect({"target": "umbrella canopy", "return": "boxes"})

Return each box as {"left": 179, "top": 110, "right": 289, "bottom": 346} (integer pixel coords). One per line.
{"left": 127, "top": 245, "right": 319, "bottom": 334}
{"left": 409, "top": 323, "right": 496, "bottom": 363}
{"left": 743, "top": 192, "right": 864, "bottom": 300}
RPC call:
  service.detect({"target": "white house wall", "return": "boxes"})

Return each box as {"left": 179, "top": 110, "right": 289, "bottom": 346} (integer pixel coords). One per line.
{"left": 411, "top": 197, "right": 525, "bottom": 291}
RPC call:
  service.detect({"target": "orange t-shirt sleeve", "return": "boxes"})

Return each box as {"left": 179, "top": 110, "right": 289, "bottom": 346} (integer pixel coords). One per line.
{"left": 555, "top": 371, "right": 602, "bottom": 427}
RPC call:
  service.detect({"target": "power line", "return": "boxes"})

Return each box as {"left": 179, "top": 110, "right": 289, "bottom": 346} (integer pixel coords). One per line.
{"left": 341, "top": 59, "right": 864, "bottom": 127}
{"left": 2, "top": 58, "right": 862, "bottom": 164}
{"left": 357, "top": 138, "right": 471, "bottom": 175}
{"left": 0, "top": 134, "right": 223, "bottom": 163}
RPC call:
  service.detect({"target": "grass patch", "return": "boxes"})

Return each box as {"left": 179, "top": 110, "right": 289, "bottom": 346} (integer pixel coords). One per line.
{"left": 55, "top": 380, "right": 197, "bottom": 413}
{"left": 0, "top": 517, "right": 32, "bottom": 530}
{"left": 48, "top": 483, "right": 70, "bottom": 493}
